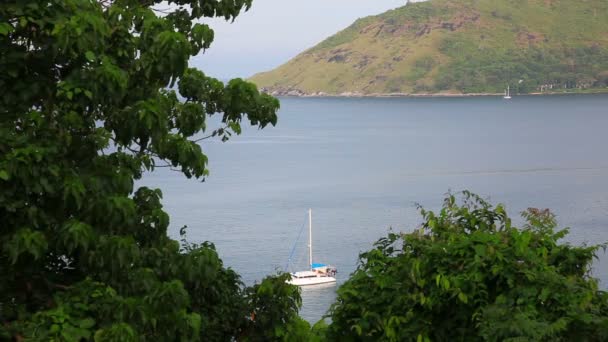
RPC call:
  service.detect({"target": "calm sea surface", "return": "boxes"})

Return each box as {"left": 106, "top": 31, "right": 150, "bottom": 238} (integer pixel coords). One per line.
{"left": 141, "top": 94, "right": 608, "bottom": 323}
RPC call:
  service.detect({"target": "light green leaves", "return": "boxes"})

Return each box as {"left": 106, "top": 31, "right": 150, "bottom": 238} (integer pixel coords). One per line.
{"left": 417, "top": 334, "right": 431, "bottom": 342}
{"left": 85, "top": 50, "right": 96, "bottom": 62}
{"left": 0, "top": 22, "right": 13, "bottom": 36}
{"left": 458, "top": 291, "right": 468, "bottom": 304}
{"left": 441, "top": 277, "right": 451, "bottom": 291}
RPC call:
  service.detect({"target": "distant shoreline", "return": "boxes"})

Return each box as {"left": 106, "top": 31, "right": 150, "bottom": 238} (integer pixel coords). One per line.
{"left": 266, "top": 89, "right": 608, "bottom": 99}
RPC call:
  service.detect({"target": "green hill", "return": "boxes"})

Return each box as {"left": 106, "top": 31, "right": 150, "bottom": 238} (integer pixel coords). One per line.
{"left": 250, "top": 0, "right": 608, "bottom": 96}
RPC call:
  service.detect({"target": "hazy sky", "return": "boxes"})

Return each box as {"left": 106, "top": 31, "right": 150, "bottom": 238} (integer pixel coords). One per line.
{"left": 191, "top": 0, "right": 407, "bottom": 79}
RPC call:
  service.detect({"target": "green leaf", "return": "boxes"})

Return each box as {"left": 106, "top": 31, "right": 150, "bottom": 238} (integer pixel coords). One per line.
{"left": 0, "top": 23, "right": 13, "bottom": 36}
{"left": 442, "top": 277, "right": 451, "bottom": 290}
{"left": 458, "top": 291, "right": 468, "bottom": 304}
{"left": 78, "top": 318, "right": 95, "bottom": 329}
{"left": 6, "top": 228, "right": 48, "bottom": 263}
{"left": 539, "top": 288, "right": 551, "bottom": 302}
{"left": 85, "top": 51, "right": 96, "bottom": 62}
{"left": 0, "top": 2, "right": 285, "bottom": 341}
{"left": 61, "top": 324, "right": 91, "bottom": 341}
{"left": 474, "top": 244, "right": 486, "bottom": 257}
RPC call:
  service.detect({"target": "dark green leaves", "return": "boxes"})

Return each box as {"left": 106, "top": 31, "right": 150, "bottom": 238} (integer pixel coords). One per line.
{"left": 150, "top": 31, "right": 191, "bottom": 86}
{"left": 327, "top": 193, "right": 608, "bottom": 341}
{"left": 1, "top": 0, "right": 285, "bottom": 341}
{"left": 183, "top": 0, "right": 254, "bottom": 21}
{"left": 222, "top": 78, "right": 280, "bottom": 128}
{"left": 60, "top": 220, "right": 94, "bottom": 253}
{"left": 243, "top": 274, "right": 309, "bottom": 341}
{"left": 4, "top": 228, "right": 48, "bottom": 264}
{"left": 175, "top": 102, "right": 206, "bottom": 136}
{"left": 190, "top": 23, "right": 215, "bottom": 54}
{"left": 50, "top": 2, "right": 110, "bottom": 58}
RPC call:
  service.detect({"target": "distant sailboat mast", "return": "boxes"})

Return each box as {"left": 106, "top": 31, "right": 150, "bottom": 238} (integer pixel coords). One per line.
{"left": 308, "top": 209, "right": 313, "bottom": 271}
{"left": 286, "top": 209, "right": 337, "bottom": 286}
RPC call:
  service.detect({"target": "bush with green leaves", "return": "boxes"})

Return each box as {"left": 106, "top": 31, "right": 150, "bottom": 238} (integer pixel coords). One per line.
{"left": 327, "top": 192, "right": 608, "bottom": 341}
{"left": 0, "top": 0, "right": 309, "bottom": 340}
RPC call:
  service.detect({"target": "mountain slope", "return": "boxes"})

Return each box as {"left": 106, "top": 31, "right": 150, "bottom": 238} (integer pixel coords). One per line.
{"left": 250, "top": 0, "right": 608, "bottom": 95}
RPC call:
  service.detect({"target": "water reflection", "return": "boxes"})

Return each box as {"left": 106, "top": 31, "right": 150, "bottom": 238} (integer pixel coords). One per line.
{"left": 299, "top": 282, "right": 338, "bottom": 323}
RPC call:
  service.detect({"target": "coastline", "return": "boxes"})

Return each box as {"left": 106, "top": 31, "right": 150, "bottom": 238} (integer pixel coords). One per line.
{"left": 263, "top": 89, "right": 608, "bottom": 99}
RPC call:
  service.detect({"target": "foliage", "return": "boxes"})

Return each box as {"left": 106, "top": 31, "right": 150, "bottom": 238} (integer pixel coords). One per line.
{"left": 436, "top": 39, "right": 608, "bottom": 94}
{"left": 242, "top": 273, "right": 311, "bottom": 342}
{"left": 311, "top": 1, "right": 443, "bottom": 53}
{"left": 0, "top": 0, "right": 305, "bottom": 340}
{"left": 326, "top": 192, "right": 608, "bottom": 341}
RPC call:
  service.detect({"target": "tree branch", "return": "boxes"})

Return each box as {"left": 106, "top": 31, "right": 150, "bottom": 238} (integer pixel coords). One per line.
{"left": 193, "top": 126, "right": 229, "bottom": 143}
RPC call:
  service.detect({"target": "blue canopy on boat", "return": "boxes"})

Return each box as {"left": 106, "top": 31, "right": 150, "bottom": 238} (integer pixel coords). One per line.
{"left": 312, "top": 263, "right": 327, "bottom": 269}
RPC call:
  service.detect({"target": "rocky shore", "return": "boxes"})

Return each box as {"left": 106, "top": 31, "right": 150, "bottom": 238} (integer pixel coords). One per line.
{"left": 261, "top": 88, "right": 501, "bottom": 98}
{"left": 260, "top": 88, "right": 608, "bottom": 98}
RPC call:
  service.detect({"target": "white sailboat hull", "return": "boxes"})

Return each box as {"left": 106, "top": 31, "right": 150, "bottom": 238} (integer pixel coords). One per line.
{"left": 287, "top": 275, "right": 337, "bottom": 286}
{"left": 504, "top": 85, "right": 512, "bottom": 99}
{"left": 285, "top": 209, "right": 337, "bottom": 287}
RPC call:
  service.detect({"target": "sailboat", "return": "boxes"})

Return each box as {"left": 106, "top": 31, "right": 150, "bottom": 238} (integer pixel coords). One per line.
{"left": 286, "top": 209, "right": 337, "bottom": 286}
{"left": 503, "top": 85, "right": 512, "bottom": 99}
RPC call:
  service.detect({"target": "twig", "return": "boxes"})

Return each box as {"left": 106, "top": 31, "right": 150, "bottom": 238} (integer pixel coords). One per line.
{"left": 193, "top": 126, "right": 228, "bottom": 143}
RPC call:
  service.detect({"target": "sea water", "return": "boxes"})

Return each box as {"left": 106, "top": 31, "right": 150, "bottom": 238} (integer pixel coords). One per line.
{"left": 140, "top": 94, "right": 608, "bottom": 323}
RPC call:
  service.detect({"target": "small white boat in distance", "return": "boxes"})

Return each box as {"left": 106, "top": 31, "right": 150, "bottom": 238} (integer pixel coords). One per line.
{"left": 289, "top": 269, "right": 337, "bottom": 286}
{"left": 504, "top": 85, "right": 512, "bottom": 99}
{"left": 287, "top": 209, "right": 337, "bottom": 286}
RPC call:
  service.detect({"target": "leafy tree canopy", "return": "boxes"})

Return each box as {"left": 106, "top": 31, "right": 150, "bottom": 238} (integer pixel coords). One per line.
{"left": 0, "top": 0, "right": 309, "bottom": 340}
{"left": 326, "top": 192, "right": 608, "bottom": 341}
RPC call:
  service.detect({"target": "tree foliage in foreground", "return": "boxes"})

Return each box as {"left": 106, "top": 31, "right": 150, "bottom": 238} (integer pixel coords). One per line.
{"left": 0, "top": 0, "right": 309, "bottom": 340}
{"left": 327, "top": 192, "right": 608, "bottom": 341}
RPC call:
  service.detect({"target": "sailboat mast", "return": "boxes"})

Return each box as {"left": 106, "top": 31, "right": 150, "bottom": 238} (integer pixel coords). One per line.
{"left": 308, "top": 208, "right": 313, "bottom": 270}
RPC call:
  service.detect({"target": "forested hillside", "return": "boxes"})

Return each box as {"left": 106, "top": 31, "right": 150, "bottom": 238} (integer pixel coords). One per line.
{"left": 251, "top": 0, "right": 608, "bottom": 95}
